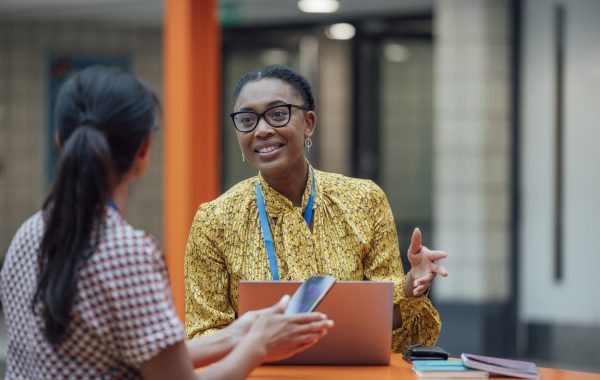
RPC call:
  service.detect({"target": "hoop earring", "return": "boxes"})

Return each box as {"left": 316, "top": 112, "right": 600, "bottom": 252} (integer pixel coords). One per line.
{"left": 304, "top": 137, "right": 312, "bottom": 152}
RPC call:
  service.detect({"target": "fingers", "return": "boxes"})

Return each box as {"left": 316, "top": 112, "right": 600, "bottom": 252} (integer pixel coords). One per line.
{"left": 291, "top": 318, "right": 334, "bottom": 335}
{"left": 411, "top": 262, "right": 449, "bottom": 296}
{"left": 290, "top": 331, "right": 327, "bottom": 347}
{"left": 272, "top": 315, "right": 332, "bottom": 342}
{"left": 413, "top": 272, "right": 435, "bottom": 288}
{"left": 271, "top": 337, "right": 322, "bottom": 362}
{"left": 269, "top": 294, "right": 290, "bottom": 313}
{"left": 285, "top": 312, "right": 328, "bottom": 324}
{"left": 413, "top": 272, "right": 435, "bottom": 296}
{"left": 285, "top": 324, "right": 332, "bottom": 354}
{"left": 413, "top": 284, "right": 429, "bottom": 296}
{"left": 420, "top": 255, "right": 449, "bottom": 277}
{"left": 242, "top": 310, "right": 258, "bottom": 319}
{"left": 425, "top": 249, "right": 448, "bottom": 262}
{"left": 242, "top": 310, "right": 261, "bottom": 322}
{"left": 408, "top": 227, "right": 423, "bottom": 255}
{"left": 436, "top": 264, "right": 448, "bottom": 277}
{"left": 254, "top": 311, "right": 328, "bottom": 331}
{"left": 420, "top": 248, "right": 449, "bottom": 277}
{"left": 255, "top": 315, "right": 333, "bottom": 363}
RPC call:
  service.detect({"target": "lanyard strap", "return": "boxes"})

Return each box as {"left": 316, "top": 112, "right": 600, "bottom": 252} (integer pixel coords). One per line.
{"left": 107, "top": 199, "right": 120, "bottom": 213}
{"left": 256, "top": 168, "right": 315, "bottom": 280}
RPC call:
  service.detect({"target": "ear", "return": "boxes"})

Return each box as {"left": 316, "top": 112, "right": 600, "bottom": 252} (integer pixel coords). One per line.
{"left": 131, "top": 134, "right": 153, "bottom": 179}
{"left": 304, "top": 111, "right": 317, "bottom": 138}
{"left": 137, "top": 134, "right": 152, "bottom": 160}
{"left": 54, "top": 132, "right": 62, "bottom": 150}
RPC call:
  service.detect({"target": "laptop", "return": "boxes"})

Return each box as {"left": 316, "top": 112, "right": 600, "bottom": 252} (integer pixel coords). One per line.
{"left": 238, "top": 280, "right": 393, "bottom": 365}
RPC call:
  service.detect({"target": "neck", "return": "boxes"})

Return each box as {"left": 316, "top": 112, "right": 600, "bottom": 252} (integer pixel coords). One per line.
{"left": 110, "top": 180, "right": 129, "bottom": 215}
{"left": 262, "top": 160, "right": 308, "bottom": 207}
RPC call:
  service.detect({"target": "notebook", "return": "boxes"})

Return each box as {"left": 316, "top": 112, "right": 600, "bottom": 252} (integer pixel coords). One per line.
{"left": 238, "top": 280, "right": 393, "bottom": 365}
{"left": 461, "top": 353, "right": 540, "bottom": 379}
{"left": 412, "top": 360, "right": 489, "bottom": 378}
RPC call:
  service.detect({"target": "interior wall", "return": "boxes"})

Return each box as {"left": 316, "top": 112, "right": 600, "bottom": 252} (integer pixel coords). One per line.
{"left": 433, "top": 0, "right": 513, "bottom": 357}
{"left": 520, "top": 0, "right": 600, "bottom": 368}
{"left": 317, "top": 38, "right": 352, "bottom": 176}
{"left": 433, "top": 0, "right": 511, "bottom": 304}
{"left": 0, "top": 21, "right": 163, "bottom": 258}
{"left": 520, "top": 0, "right": 600, "bottom": 326}
{"left": 521, "top": 0, "right": 600, "bottom": 326}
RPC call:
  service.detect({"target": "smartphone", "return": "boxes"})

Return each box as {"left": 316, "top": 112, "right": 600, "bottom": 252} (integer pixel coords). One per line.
{"left": 284, "top": 275, "right": 336, "bottom": 315}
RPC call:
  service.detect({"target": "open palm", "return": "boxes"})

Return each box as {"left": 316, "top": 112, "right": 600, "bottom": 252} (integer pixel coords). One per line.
{"left": 406, "top": 228, "right": 449, "bottom": 296}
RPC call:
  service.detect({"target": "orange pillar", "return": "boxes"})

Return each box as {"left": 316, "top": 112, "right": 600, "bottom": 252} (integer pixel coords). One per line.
{"left": 163, "top": 0, "right": 221, "bottom": 321}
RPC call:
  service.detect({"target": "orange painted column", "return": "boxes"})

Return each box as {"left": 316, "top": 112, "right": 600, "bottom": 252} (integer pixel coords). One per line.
{"left": 163, "top": 0, "right": 221, "bottom": 321}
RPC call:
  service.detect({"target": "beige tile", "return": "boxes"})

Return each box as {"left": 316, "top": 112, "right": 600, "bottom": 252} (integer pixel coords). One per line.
{"left": 0, "top": 20, "right": 164, "bottom": 252}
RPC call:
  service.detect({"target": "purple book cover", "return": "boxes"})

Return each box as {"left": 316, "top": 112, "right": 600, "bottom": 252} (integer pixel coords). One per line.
{"left": 461, "top": 353, "right": 540, "bottom": 379}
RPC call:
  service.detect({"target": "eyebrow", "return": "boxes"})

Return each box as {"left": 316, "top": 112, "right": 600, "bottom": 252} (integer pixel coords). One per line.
{"left": 238, "top": 99, "right": 288, "bottom": 112}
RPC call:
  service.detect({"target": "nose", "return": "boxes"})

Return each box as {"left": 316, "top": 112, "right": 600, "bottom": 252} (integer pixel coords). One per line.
{"left": 253, "top": 116, "right": 274, "bottom": 137}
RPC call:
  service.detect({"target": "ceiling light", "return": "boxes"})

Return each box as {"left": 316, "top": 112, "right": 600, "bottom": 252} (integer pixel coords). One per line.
{"left": 325, "top": 23, "right": 355, "bottom": 40}
{"left": 383, "top": 43, "right": 410, "bottom": 63}
{"left": 298, "top": 0, "right": 339, "bottom": 13}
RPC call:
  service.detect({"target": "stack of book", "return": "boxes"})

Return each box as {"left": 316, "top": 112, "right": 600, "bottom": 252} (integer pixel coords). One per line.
{"left": 412, "top": 354, "right": 540, "bottom": 379}
{"left": 461, "top": 353, "right": 540, "bottom": 379}
{"left": 412, "top": 360, "right": 488, "bottom": 378}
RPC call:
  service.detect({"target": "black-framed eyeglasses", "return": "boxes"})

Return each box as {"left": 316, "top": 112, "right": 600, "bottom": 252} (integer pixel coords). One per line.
{"left": 230, "top": 103, "right": 308, "bottom": 133}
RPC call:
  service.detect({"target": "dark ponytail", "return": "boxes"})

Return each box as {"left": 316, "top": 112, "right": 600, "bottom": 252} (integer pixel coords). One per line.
{"left": 36, "top": 126, "right": 113, "bottom": 343}
{"left": 33, "top": 66, "right": 159, "bottom": 345}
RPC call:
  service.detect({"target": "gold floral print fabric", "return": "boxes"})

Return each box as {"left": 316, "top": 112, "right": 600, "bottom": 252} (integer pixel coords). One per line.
{"left": 184, "top": 165, "right": 441, "bottom": 353}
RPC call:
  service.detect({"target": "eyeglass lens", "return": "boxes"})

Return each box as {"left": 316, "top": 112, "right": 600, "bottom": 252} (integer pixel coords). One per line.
{"left": 233, "top": 105, "right": 291, "bottom": 131}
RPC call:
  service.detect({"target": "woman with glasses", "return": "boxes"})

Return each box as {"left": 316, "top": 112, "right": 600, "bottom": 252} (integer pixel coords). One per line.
{"left": 0, "top": 66, "right": 333, "bottom": 380}
{"left": 185, "top": 64, "right": 449, "bottom": 353}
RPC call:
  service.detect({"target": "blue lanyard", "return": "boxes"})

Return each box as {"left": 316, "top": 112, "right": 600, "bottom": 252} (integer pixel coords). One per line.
{"left": 255, "top": 168, "right": 315, "bottom": 280}
{"left": 107, "top": 199, "right": 120, "bottom": 213}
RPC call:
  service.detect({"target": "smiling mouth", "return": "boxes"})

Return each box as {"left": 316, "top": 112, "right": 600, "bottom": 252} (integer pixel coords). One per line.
{"left": 255, "top": 144, "right": 283, "bottom": 154}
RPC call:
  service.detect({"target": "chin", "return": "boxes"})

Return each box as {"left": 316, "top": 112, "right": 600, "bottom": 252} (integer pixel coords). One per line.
{"left": 256, "top": 159, "right": 288, "bottom": 178}
{"left": 254, "top": 151, "right": 305, "bottom": 177}
{"left": 258, "top": 162, "right": 285, "bottom": 176}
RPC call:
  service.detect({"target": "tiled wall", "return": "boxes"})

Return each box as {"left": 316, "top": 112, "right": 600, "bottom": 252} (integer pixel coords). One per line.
{"left": 433, "top": 0, "right": 511, "bottom": 302}
{"left": 318, "top": 38, "right": 351, "bottom": 176}
{"left": 0, "top": 21, "right": 163, "bottom": 258}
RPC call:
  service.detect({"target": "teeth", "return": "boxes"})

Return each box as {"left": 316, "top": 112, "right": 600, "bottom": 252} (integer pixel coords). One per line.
{"left": 258, "top": 145, "right": 278, "bottom": 153}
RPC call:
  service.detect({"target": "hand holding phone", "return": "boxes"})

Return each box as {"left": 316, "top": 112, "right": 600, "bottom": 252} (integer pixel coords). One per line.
{"left": 284, "top": 275, "right": 336, "bottom": 315}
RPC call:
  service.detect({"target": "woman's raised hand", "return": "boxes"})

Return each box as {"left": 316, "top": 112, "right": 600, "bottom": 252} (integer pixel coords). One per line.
{"left": 406, "top": 227, "right": 449, "bottom": 297}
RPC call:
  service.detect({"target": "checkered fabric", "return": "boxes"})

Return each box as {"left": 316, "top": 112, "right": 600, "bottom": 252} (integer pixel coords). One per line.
{"left": 0, "top": 207, "right": 185, "bottom": 379}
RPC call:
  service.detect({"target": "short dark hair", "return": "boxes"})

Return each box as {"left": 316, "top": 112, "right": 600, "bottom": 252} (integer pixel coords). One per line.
{"left": 232, "top": 64, "right": 315, "bottom": 111}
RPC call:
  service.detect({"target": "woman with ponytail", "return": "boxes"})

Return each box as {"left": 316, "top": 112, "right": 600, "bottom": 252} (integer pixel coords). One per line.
{"left": 0, "top": 66, "right": 332, "bottom": 380}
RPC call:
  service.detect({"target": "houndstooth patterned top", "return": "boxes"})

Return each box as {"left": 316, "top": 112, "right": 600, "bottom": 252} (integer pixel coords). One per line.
{"left": 185, "top": 164, "right": 441, "bottom": 353}
{"left": 0, "top": 207, "right": 184, "bottom": 379}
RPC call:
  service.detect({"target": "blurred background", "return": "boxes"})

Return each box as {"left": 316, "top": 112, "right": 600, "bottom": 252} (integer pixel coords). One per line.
{"left": 1, "top": 0, "right": 599, "bottom": 375}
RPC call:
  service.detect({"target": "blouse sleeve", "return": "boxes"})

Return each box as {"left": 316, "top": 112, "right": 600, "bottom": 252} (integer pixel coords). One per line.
{"left": 184, "top": 204, "right": 236, "bottom": 339}
{"left": 104, "top": 236, "right": 185, "bottom": 367}
{"left": 362, "top": 182, "right": 441, "bottom": 353}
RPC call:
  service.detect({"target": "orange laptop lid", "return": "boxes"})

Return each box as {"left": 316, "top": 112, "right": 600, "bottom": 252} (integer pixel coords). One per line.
{"left": 238, "top": 281, "right": 393, "bottom": 365}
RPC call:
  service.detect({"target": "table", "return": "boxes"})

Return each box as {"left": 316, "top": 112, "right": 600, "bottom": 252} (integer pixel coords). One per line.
{"left": 247, "top": 354, "right": 600, "bottom": 380}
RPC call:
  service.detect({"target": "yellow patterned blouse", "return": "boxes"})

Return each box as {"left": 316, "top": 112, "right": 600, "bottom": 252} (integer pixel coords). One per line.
{"left": 184, "top": 166, "right": 441, "bottom": 353}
